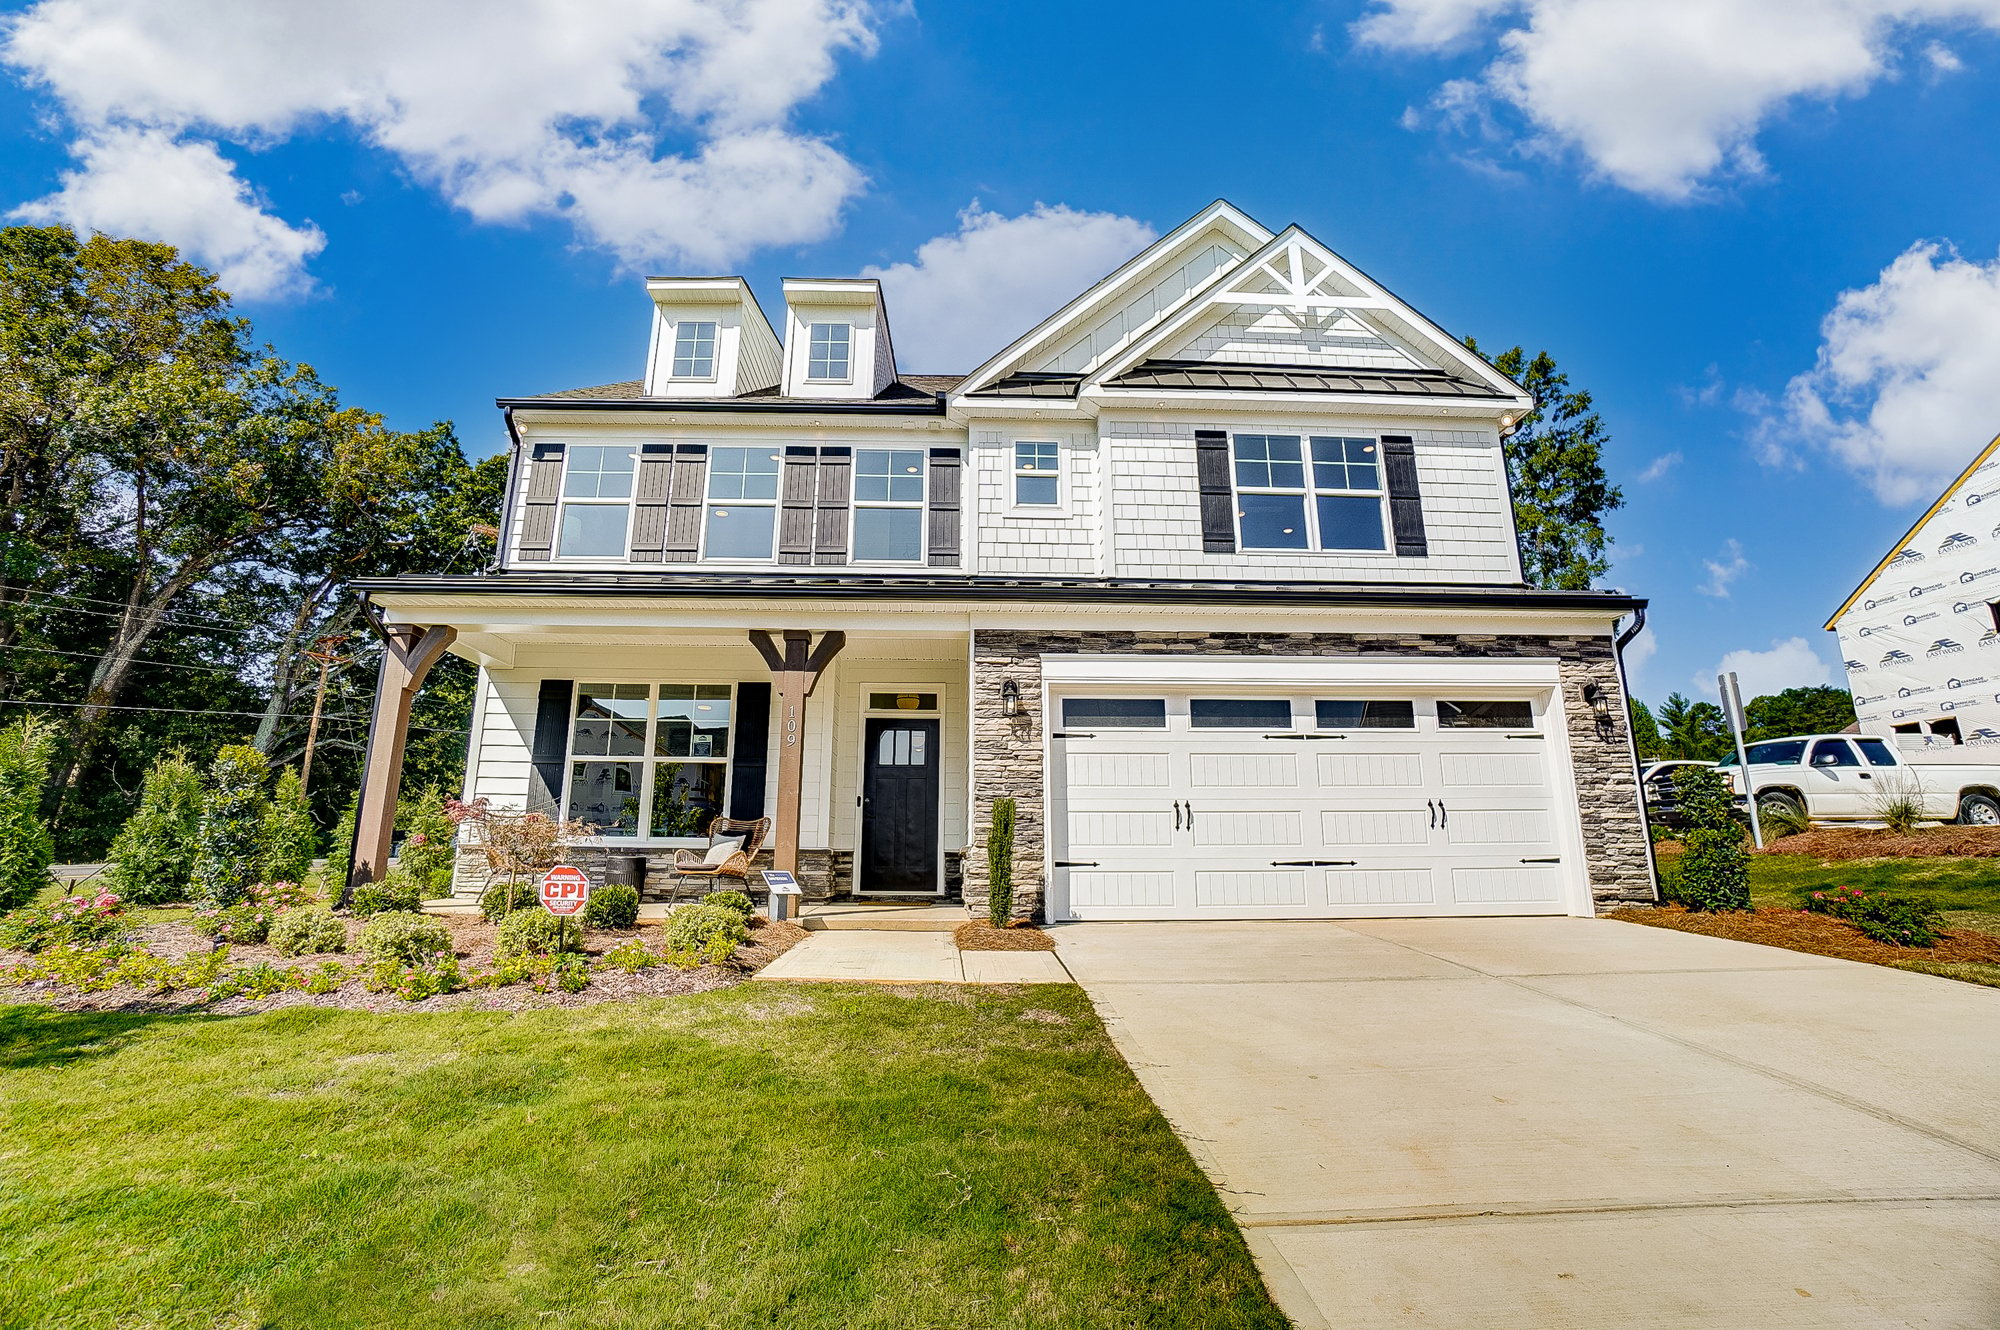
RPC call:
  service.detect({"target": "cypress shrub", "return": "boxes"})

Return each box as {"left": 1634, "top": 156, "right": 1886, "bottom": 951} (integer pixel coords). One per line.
{"left": 583, "top": 883, "right": 640, "bottom": 929}
{"left": 258, "top": 768, "right": 318, "bottom": 885}
{"left": 191, "top": 745, "right": 270, "bottom": 907}
{"left": 985, "top": 797, "right": 1017, "bottom": 927}
{"left": 105, "top": 751, "right": 204, "bottom": 904}
{"left": 397, "top": 786, "right": 458, "bottom": 895}
{"left": 322, "top": 798, "right": 358, "bottom": 899}
{"left": 0, "top": 718, "right": 57, "bottom": 911}
{"left": 1665, "top": 766, "right": 1750, "bottom": 912}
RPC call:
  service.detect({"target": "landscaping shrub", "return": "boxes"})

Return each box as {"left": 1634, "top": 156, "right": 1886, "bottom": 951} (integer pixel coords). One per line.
{"left": 702, "top": 888, "right": 753, "bottom": 919}
{"left": 348, "top": 873, "right": 423, "bottom": 917}
{"left": 1867, "top": 778, "right": 1927, "bottom": 836}
{"left": 0, "top": 890, "right": 123, "bottom": 953}
{"left": 397, "top": 786, "right": 459, "bottom": 896}
{"left": 1664, "top": 767, "right": 1750, "bottom": 912}
{"left": 583, "top": 883, "right": 639, "bottom": 929}
{"left": 495, "top": 908, "right": 580, "bottom": 959}
{"left": 479, "top": 879, "right": 536, "bottom": 922}
{"left": 1801, "top": 885, "right": 1945, "bottom": 947}
{"left": 665, "top": 902, "right": 747, "bottom": 960}
{"left": 599, "top": 937, "right": 659, "bottom": 971}
{"left": 270, "top": 908, "right": 347, "bottom": 957}
{"left": 322, "top": 798, "right": 357, "bottom": 898}
{"left": 358, "top": 911, "right": 454, "bottom": 966}
{"left": 1757, "top": 799, "right": 1811, "bottom": 840}
{"left": 105, "top": 752, "right": 204, "bottom": 904}
{"left": 190, "top": 901, "right": 275, "bottom": 944}
{"left": 986, "top": 797, "right": 1017, "bottom": 927}
{"left": 363, "top": 953, "right": 463, "bottom": 1001}
{"left": 258, "top": 769, "right": 318, "bottom": 885}
{"left": 0, "top": 717, "right": 57, "bottom": 912}
{"left": 191, "top": 745, "right": 270, "bottom": 907}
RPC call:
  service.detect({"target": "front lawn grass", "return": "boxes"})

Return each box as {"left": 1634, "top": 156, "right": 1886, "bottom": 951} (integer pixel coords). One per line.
{"left": 0, "top": 985, "right": 1287, "bottom": 1330}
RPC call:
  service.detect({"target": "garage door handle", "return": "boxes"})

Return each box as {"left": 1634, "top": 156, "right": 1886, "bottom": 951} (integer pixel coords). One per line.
{"left": 1173, "top": 800, "right": 1183, "bottom": 830}
{"left": 1520, "top": 857, "right": 1560, "bottom": 864}
{"left": 1439, "top": 802, "right": 1447, "bottom": 828}
{"left": 1428, "top": 799, "right": 1436, "bottom": 828}
{"left": 1054, "top": 860, "right": 1099, "bottom": 868}
{"left": 1185, "top": 802, "right": 1194, "bottom": 830}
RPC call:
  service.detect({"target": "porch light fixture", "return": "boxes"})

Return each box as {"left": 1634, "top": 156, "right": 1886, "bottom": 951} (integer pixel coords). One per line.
{"left": 1000, "top": 679, "right": 1021, "bottom": 717}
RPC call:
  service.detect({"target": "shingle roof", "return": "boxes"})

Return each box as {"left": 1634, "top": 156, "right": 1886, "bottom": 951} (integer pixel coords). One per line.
{"left": 1103, "top": 360, "right": 1510, "bottom": 398}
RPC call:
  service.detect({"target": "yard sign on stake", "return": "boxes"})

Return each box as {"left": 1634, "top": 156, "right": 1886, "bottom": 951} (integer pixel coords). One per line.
{"left": 540, "top": 864, "right": 590, "bottom": 952}
{"left": 1719, "top": 671, "right": 1765, "bottom": 849}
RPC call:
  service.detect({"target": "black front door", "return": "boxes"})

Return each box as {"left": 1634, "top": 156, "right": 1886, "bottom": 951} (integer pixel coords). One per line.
{"left": 860, "top": 717, "right": 941, "bottom": 893}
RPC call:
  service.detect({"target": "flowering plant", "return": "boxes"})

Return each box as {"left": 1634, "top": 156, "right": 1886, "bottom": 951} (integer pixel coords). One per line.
{"left": 0, "top": 890, "right": 126, "bottom": 953}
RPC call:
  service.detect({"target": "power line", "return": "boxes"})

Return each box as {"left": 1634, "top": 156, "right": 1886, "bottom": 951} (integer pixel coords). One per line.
{"left": 0, "top": 641, "right": 248, "bottom": 677}
{"left": 0, "top": 696, "right": 470, "bottom": 735}
{"left": 8, "top": 585, "right": 271, "bottom": 631}
{"left": 2, "top": 595, "right": 264, "bottom": 638}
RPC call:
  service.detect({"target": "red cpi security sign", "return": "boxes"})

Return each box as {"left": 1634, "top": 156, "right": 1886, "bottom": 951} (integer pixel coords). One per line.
{"left": 539, "top": 865, "right": 590, "bottom": 916}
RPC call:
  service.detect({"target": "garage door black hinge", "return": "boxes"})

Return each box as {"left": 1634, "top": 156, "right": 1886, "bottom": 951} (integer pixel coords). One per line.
{"left": 1520, "top": 856, "right": 1561, "bottom": 864}
{"left": 1505, "top": 734, "right": 1545, "bottom": 740}
{"left": 1054, "top": 860, "right": 1099, "bottom": 868}
{"left": 1052, "top": 731, "right": 1095, "bottom": 739}
{"left": 1271, "top": 859, "right": 1358, "bottom": 867}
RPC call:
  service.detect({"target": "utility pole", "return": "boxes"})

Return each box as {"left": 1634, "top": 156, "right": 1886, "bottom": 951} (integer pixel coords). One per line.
{"left": 300, "top": 634, "right": 350, "bottom": 796}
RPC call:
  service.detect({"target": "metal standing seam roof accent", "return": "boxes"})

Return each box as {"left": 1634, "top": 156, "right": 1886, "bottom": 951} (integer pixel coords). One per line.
{"left": 1101, "top": 359, "right": 1510, "bottom": 398}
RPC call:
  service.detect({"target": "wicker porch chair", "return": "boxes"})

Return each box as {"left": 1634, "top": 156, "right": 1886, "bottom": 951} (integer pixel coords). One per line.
{"left": 667, "top": 815, "right": 773, "bottom": 902}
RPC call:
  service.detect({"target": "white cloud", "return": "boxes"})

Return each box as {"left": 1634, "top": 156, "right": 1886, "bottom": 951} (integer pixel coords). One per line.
{"left": 1759, "top": 241, "right": 2000, "bottom": 504}
{"left": 1703, "top": 636, "right": 1836, "bottom": 700}
{"left": 1700, "top": 537, "right": 1749, "bottom": 597}
{"left": 2, "top": 0, "right": 884, "bottom": 295}
{"left": 863, "top": 202, "right": 1157, "bottom": 371}
{"left": 1638, "top": 450, "right": 1682, "bottom": 481}
{"left": 10, "top": 126, "right": 324, "bottom": 297}
{"left": 1356, "top": 0, "right": 2000, "bottom": 199}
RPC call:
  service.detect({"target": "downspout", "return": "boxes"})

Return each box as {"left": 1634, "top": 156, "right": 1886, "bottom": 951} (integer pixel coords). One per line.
{"left": 1611, "top": 604, "right": 1661, "bottom": 901}
{"left": 491, "top": 406, "right": 523, "bottom": 574}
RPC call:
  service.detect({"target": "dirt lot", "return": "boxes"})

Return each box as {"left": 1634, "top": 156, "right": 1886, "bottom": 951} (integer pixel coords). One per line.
{"left": 1610, "top": 904, "right": 2000, "bottom": 967}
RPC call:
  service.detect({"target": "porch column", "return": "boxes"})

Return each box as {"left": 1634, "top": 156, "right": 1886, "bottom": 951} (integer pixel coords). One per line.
{"left": 749, "top": 629, "right": 845, "bottom": 874}
{"left": 344, "top": 622, "right": 457, "bottom": 903}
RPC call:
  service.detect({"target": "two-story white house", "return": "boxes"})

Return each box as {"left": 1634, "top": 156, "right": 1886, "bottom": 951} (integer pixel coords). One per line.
{"left": 349, "top": 201, "right": 1653, "bottom": 921}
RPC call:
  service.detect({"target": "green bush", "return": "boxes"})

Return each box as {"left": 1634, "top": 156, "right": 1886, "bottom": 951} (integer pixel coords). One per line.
{"left": 348, "top": 873, "right": 422, "bottom": 917}
{"left": 397, "top": 786, "right": 459, "bottom": 896}
{"left": 322, "top": 798, "right": 357, "bottom": 898}
{"left": 192, "top": 745, "right": 270, "bottom": 907}
{"left": 1801, "top": 886, "right": 1944, "bottom": 947}
{"left": 190, "top": 901, "right": 275, "bottom": 944}
{"left": 105, "top": 752, "right": 204, "bottom": 904}
{"left": 479, "top": 879, "right": 536, "bottom": 922}
{"left": 0, "top": 717, "right": 57, "bottom": 912}
{"left": 358, "top": 911, "right": 454, "bottom": 966}
{"left": 1663, "top": 767, "right": 1749, "bottom": 912}
{"left": 985, "top": 797, "right": 1017, "bottom": 927}
{"left": 1757, "top": 799, "right": 1811, "bottom": 840}
{"left": 0, "top": 889, "right": 124, "bottom": 953}
{"left": 599, "top": 937, "right": 659, "bottom": 972}
{"left": 270, "top": 908, "right": 347, "bottom": 957}
{"left": 495, "top": 907, "right": 580, "bottom": 958}
{"left": 665, "top": 902, "right": 747, "bottom": 956}
{"left": 258, "top": 768, "right": 318, "bottom": 885}
{"left": 583, "top": 883, "right": 639, "bottom": 929}
{"left": 702, "top": 888, "right": 753, "bottom": 918}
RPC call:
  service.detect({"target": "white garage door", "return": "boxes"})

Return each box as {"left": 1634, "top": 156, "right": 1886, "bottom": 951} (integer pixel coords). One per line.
{"left": 1048, "top": 690, "right": 1575, "bottom": 920}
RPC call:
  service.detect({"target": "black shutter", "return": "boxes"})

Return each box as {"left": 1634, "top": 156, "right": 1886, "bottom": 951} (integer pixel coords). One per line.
{"left": 927, "top": 447, "right": 961, "bottom": 567}
{"left": 529, "top": 679, "right": 573, "bottom": 815}
{"left": 1381, "top": 435, "right": 1429, "bottom": 557}
{"left": 1195, "top": 430, "right": 1235, "bottom": 553}
{"left": 814, "top": 447, "right": 851, "bottom": 564}
{"left": 663, "top": 443, "right": 708, "bottom": 562}
{"left": 628, "top": 443, "right": 673, "bottom": 561}
{"left": 778, "top": 447, "right": 819, "bottom": 565}
{"left": 517, "top": 443, "right": 565, "bottom": 561}
{"left": 728, "top": 682, "right": 772, "bottom": 819}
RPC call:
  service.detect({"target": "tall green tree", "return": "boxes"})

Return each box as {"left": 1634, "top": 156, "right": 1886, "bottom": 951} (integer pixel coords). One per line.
{"left": 1629, "top": 698, "right": 1665, "bottom": 761}
{"left": 1465, "top": 339, "right": 1625, "bottom": 590}
{"left": 1656, "top": 692, "right": 1732, "bottom": 761}
{"left": 1745, "top": 686, "right": 1857, "bottom": 742}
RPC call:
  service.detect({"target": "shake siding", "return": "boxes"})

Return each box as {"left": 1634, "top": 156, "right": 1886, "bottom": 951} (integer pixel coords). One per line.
{"left": 1101, "top": 420, "right": 1519, "bottom": 583}
{"left": 1177, "top": 306, "right": 1422, "bottom": 370}
{"left": 970, "top": 429, "right": 1101, "bottom": 576}
{"left": 1028, "top": 240, "right": 1245, "bottom": 376}
{"left": 827, "top": 657, "right": 969, "bottom": 853}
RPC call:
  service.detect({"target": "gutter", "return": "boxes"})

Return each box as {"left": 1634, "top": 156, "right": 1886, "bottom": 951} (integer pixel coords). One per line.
{"left": 492, "top": 406, "right": 523, "bottom": 574}
{"left": 1610, "top": 602, "right": 1661, "bottom": 902}
{"left": 1614, "top": 603, "right": 1647, "bottom": 650}
{"left": 497, "top": 394, "right": 948, "bottom": 417}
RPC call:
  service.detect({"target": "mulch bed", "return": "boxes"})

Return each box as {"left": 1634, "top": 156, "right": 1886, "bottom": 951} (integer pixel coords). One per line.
{"left": 1609, "top": 904, "right": 2000, "bottom": 967}
{"left": 1753, "top": 827, "right": 2000, "bottom": 859}
{"left": 1, "top": 910, "right": 811, "bottom": 1016}
{"left": 954, "top": 921, "right": 1056, "bottom": 952}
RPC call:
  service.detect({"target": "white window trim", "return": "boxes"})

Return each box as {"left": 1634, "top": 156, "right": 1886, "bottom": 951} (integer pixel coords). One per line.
{"left": 1007, "top": 439, "right": 1067, "bottom": 517}
{"left": 804, "top": 321, "right": 854, "bottom": 385}
{"left": 849, "top": 447, "right": 928, "bottom": 564}
{"left": 1229, "top": 432, "right": 1394, "bottom": 557}
{"left": 555, "top": 445, "right": 637, "bottom": 560}
{"left": 559, "top": 681, "right": 738, "bottom": 846}
{"left": 699, "top": 446, "right": 782, "bottom": 563}
{"left": 668, "top": 320, "right": 720, "bottom": 383}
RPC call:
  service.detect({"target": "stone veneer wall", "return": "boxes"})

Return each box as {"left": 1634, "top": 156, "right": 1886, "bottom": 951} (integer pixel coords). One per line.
{"left": 450, "top": 845, "right": 963, "bottom": 904}
{"left": 965, "top": 630, "right": 1654, "bottom": 922}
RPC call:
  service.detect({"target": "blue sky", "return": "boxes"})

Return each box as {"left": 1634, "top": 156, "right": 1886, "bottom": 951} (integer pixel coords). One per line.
{"left": 3, "top": 0, "right": 1999, "bottom": 708}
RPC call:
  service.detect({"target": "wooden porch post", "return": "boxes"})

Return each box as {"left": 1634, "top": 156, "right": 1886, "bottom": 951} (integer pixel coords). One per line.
{"left": 344, "top": 623, "right": 457, "bottom": 904}
{"left": 749, "top": 629, "right": 845, "bottom": 874}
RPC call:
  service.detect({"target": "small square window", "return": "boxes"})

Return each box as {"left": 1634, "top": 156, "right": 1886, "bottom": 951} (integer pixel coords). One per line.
{"left": 671, "top": 321, "right": 717, "bottom": 378}
{"left": 855, "top": 449, "right": 925, "bottom": 503}
{"left": 1014, "top": 442, "right": 1060, "bottom": 506}
{"left": 562, "top": 445, "right": 635, "bottom": 499}
{"left": 807, "top": 322, "right": 851, "bottom": 381}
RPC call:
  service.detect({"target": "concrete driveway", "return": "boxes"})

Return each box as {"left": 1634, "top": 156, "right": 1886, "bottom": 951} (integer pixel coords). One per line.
{"left": 1055, "top": 917, "right": 2000, "bottom": 1329}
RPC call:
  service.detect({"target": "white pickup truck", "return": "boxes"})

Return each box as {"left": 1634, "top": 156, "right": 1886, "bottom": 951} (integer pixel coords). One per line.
{"left": 1717, "top": 733, "right": 2000, "bottom": 826}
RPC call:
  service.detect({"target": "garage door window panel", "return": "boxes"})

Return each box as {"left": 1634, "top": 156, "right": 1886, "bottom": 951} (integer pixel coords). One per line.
{"left": 1438, "top": 700, "right": 1536, "bottom": 729}
{"left": 1316, "top": 700, "right": 1416, "bottom": 730}
{"left": 1191, "top": 698, "right": 1294, "bottom": 728}
{"left": 1061, "top": 698, "right": 1167, "bottom": 729}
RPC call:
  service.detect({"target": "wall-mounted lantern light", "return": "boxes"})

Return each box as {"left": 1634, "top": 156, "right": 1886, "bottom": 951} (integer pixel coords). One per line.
{"left": 1000, "top": 678, "right": 1021, "bottom": 717}
{"left": 1581, "top": 680, "right": 1616, "bottom": 741}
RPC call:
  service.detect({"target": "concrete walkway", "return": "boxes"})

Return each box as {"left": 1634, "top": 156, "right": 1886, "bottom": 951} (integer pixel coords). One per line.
{"left": 1055, "top": 916, "right": 2000, "bottom": 1329}
{"left": 755, "top": 929, "right": 1071, "bottom": 984}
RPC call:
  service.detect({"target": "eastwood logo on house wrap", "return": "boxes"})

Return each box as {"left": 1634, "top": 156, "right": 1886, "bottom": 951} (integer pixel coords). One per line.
{"left": 1910, "top": 582, "right": 1946, "bottom": 597}
{"left": 1845, "top": 659, "right": 1868, "bottom": 672}
{"left": 1928, "top": 639, "right": 1964, "bottom": 656}
{"left": 1881, "top": 650, "right": 1914, "bottom": 666}
{"left": 1905, "top": 611, "right": 1939, "bottom": 626}
{"left": 1889, "top": 548, "right": 1925, "bottom": 567}
{"left": 1983, "top": 630, "right": 2000, "bottom": 648}
{"left": 1941, "top": 533, "right": 1978, "bottom": 553}
{"left": 1972, "top": 727, "right": 2000, "bottom": 742}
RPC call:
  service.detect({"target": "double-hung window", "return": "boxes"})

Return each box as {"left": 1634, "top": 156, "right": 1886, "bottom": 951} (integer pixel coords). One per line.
{"left": 671, "top": 321, "right": 717, "bottom": 379}
{"left": 1231, "top": 434, "right": 1388, "bottom": 552}
{"left": 703, "top": 446, "right": 781, "bottom": 559}
{"left": 1013, "top": 442, "right": 1060, "bottom": 506}
{"left": 558, "top": 445, "right": 636, "bottom": 558}
{"left": 566, "top": 683, "right": 735, "bottom": 838}
{"left": 807, "top": 322, "right": 851, "bottom": 381}
{"left": 853, "top": 448, "right": 925, "bottom": 561}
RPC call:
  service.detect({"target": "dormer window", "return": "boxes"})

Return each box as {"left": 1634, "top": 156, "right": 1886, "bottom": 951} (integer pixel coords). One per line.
{"left": 671, "top": 321, "right": 717, "bottom": 379}
{"left": 806, "top": 322, "right": 851, "bottom": 382}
